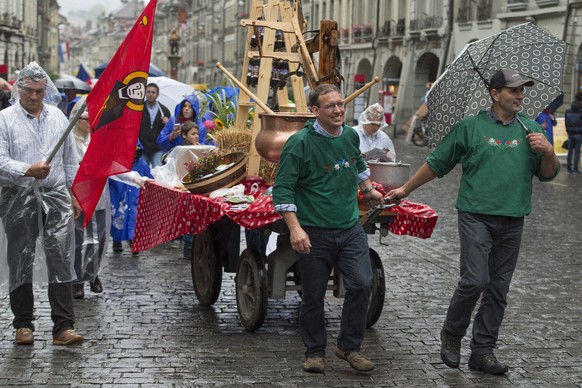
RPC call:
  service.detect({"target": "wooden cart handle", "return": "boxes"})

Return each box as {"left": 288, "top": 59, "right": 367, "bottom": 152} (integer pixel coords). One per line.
{"left": 215, "top": 62, "right": 276, "bottom": 115}
{"left": 343, "top": 76, "right": 380, "bottom": 105}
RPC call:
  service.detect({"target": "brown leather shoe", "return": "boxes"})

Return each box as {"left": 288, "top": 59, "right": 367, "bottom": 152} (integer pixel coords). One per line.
{"left": 89, "top": 276, "right": 103, "bottom": 293}
{"left": 73, "top": 283, "right": 85, "bottom": 299}
{"left": 53, "top": 329, "right": 84, "bottom": 346}
{"left": 15, "top": 328, "right": 34, "bottom": 345}
{"left": 335, "top": 347, "right": 374, "bottom": 372}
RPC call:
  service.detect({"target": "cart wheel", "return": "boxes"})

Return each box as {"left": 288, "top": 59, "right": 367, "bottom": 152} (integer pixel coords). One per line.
{"left": 235, "top": 249, "right": 268, "bottom": 331}
{"left": 191, "top": 229, "right": 222, "bottom": 306}
{"left": 366, "top": 248, "right": 385, "bottom": 328}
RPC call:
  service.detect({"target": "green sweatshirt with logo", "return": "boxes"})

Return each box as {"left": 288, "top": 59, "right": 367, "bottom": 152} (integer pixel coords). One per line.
{"left": 273, "top": 120, "right": 367, "bottom": 229}
{"left": 427, "top": 111, "right": 559, "bottom": 217}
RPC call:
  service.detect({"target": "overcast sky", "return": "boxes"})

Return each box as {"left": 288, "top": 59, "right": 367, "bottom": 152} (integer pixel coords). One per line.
{"left": 58, "top": 0, "right": 125, "bottom": 16}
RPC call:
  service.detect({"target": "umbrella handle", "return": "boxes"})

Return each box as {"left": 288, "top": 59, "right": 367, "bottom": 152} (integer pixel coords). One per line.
{"left": 516, "top": 117, "right": 532, "bottom": 135}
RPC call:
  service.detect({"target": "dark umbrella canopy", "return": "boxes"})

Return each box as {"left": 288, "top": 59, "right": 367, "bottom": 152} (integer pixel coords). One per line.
{"left": 94, "top": 62, "right": 167, "bottom": 78}
{"left": 54, "top": 75, "right": 92, "bottom": 93}
{"left": 426, "top": 22, "right": 567, "bottom": 148}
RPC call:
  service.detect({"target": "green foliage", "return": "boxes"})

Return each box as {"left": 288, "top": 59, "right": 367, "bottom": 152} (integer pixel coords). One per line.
{"left": 184, "top": 150, "right": 221, "bottom": 181}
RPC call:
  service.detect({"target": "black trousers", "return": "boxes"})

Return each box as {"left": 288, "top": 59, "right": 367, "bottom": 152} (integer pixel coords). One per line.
{"left": 10, "top": 282, "right": 75, "bottom": 337}
{"left": 1, "top": 186, "right": 76, "bottom": 337}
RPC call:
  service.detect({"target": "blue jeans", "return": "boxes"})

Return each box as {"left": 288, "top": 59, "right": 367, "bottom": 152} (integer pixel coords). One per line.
{"left": 297, "top": 223, "right": 372, "bottom": 358}
{"left": 443, "top": 211, "right": 524, "bottom": 355}
{"left": 141, "top": 150, "right": 163, "bottom": 168}
{"left": 566, "top": 133, "right": 582, "bottom": 172}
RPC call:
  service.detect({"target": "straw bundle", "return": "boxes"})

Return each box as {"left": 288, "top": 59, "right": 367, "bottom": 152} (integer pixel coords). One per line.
{"left": 259, "top": 159, "right": 278, "bottom": 185}
{"left": 214, "top": 127, "right": 279, "bottom": 183}
{"left": 214, "top": 127, "right": 252, "bottom": 155}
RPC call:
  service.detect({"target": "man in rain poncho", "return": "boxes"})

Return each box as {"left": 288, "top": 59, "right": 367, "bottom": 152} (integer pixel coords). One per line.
{"left": 0, "top": 62, "right": 84, "bottom": 346}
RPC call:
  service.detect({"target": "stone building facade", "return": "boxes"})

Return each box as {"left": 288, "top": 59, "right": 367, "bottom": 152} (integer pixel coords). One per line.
{"left": 5, "top": 0, "right": 582, "bottom": 133}
{"left": 0, "top": 0, "right": 60, "bottom": 80}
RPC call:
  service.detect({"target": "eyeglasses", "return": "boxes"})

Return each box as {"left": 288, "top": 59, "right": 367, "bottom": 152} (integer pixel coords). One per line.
{"left": 320, "top": 102, "right": 345, "bottom": 110}
{"left": 19, "top": 86, "right": 46, "bottom": 95}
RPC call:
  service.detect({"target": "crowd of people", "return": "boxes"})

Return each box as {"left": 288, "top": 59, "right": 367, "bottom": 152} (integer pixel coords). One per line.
{"left": 0, "top": 61, "right": 570, "bottom": 379}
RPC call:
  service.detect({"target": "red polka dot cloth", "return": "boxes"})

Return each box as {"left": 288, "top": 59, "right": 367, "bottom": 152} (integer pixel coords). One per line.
{"left": 132, "top": 179, "right": 438, "bottom": 252}
{"left": 359, "top": 185, "right": 438, "bottom": 239}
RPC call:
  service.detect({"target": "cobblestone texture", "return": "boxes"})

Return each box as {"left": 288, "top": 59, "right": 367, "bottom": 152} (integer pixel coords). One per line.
{"left": 1, "top": 137, "right": 581, "bottom": 387}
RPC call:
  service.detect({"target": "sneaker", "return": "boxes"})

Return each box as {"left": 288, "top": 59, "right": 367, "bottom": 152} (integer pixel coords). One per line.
{"left": 468, "top": 352, "right": 509, "bottom": 375}
{"left": 15, "top": 328, "right": 34, "bottom": 345}
{"left": 335, "top": 347, "right": 374, "bottom": 372}
{"left": 440, "top": 328, "right": 461, "bottom": 368}
{"left": 302, "top": 356, "right": 325, "bottom": 373}
{"left": 72, "top": 283, "right": 85, "bottom": 299}
{"left": 53, "top": 329, "right": 84, "bottom": 346}
{"left": 112, "top": 241, "right": 123, "bottom": 252}
{"left": 574, "top": 170, "right": 581, "bottom": 174}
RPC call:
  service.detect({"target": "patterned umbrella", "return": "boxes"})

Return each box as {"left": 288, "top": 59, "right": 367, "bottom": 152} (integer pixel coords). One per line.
{"left": 426, "top": 22, "right": 567, "bottom": 147}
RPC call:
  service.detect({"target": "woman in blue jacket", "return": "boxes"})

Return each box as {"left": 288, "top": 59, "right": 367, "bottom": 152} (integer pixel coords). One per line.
{"left": 157, "top": 94, "right": 207, "bottom": 151}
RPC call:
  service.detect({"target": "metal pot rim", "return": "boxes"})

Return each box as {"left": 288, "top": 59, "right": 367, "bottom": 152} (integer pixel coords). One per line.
{"left": 368, "top": 161, "right": 411, "bottom": 167}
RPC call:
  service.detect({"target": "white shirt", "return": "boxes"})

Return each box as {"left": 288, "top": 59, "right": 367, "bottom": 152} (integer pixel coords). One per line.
{"left": 0, "top": 103, "right": 79, "bottom": 188}
{"left": 355, "top": 124, "right": 396, "bottom": 160}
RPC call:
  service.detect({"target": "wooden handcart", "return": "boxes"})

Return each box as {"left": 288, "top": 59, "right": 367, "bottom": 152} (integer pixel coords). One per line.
{"left": 189, "top": 198, "right": 396, "bottom": 331}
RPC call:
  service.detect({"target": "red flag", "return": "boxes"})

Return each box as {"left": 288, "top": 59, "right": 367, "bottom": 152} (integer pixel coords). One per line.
{"left": 72, "top": 0, "right": 158, "bottom": 226}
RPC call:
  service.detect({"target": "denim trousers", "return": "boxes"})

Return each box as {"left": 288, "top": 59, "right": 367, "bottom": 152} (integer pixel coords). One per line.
{"left": 141, "top": 150, "right": 164, "bottom": 168}
{"left": 566, "top": 133, "right": 582, "bottom": 172}
{"left": 443, "top": 211, "right": 524, "bottom": 355}
{"left": 297, "top": 223, "right": 372, "bottom": 358}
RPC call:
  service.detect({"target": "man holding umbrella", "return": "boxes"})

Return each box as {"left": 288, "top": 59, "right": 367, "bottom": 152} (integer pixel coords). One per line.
{"left": 386, "top": 69, "right": 559, "bottom": 374}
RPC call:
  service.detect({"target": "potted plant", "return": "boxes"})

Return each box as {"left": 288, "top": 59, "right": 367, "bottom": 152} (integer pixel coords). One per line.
{"left": 181, "top": 150, "right": 249, "bottom": 195}
{"left": 341, "top": 27, "right": 349, "bottom": 39}
{"left": 362, "top": 23, "right": 373, "bottom": 36}
{"left": 183, "top": 150, "right": 222, "bottom": 182}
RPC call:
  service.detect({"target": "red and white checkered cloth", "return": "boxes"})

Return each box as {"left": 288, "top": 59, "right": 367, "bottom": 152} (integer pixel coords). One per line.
{"left": 132, "top": 178, "right": 438, "bottom": 252}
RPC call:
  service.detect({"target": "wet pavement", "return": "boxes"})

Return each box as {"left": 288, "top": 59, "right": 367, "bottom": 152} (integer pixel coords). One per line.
{"left": 1, "top": 136, "right": 581, "bottom": 387}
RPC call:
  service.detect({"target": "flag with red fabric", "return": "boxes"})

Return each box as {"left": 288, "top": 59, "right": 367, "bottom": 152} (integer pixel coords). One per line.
{"left": 72, "top": 0, "right": 158, "bottom": 226}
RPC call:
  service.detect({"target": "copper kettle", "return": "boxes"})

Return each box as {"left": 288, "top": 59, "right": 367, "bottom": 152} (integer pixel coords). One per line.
{"left": 256, "top": 112, "right": 315, "bottom": 163}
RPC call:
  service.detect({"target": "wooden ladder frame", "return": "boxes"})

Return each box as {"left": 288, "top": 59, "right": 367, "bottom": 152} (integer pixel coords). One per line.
{"left": 233, "top": 0, "right": 338, "bottom": 176}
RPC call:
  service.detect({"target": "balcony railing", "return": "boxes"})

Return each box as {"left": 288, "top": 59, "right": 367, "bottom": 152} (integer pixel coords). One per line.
{"left": 409, "top": 16, "right": 443, "bottom": 31}
{"left": 477, "top": 0, "right": 492, "bottom": 21}
{"left": 507, "top": 0, "right": 527, "bottom": 11}
{"left": 536, "top": 0, "right": 559, "bottom": 6}
{"left": 380, "top": 19, "right": 406, "bottom": 37}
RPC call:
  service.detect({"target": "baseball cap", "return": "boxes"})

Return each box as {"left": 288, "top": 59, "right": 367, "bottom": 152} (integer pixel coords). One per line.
{"left": 489, "top": 69, "right": 534, "bottom": 90}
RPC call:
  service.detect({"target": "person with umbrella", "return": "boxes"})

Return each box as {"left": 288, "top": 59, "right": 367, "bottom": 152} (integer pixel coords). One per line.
{"left": 385, "top": 69, "right": 559, "bottom": 375}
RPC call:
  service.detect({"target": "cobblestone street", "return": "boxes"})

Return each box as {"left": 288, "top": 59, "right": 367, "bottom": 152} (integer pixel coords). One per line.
{"left": 1, "top": 137, "right": 581, "bottom": 387}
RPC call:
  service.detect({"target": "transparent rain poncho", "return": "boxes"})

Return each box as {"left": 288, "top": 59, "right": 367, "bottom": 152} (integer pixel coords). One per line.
{"left": 356, "top": 103, "right": 396, "bottom": 161}
{"left": 0, "top": 62, "right": 78, "bottom": 294}
{"left": 70, "top": 97, "right": 111, "bottom": 285}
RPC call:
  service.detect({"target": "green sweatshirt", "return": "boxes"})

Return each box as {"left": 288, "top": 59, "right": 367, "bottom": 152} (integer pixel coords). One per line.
{"left": 273, "top": 120, "right": 367, "bottom": 229}
{"left": 427, "top": 111, "right": 559, "bottom": 217}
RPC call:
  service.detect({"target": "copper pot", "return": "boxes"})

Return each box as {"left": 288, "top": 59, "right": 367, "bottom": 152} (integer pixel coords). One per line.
{"left": 256, "top": 112, "right": 315, "bottom": 163}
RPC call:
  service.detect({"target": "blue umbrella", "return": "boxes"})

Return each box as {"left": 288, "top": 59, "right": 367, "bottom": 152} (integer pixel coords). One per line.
{"left": 94, "top": 62, "right": 167, "bottom": 78}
